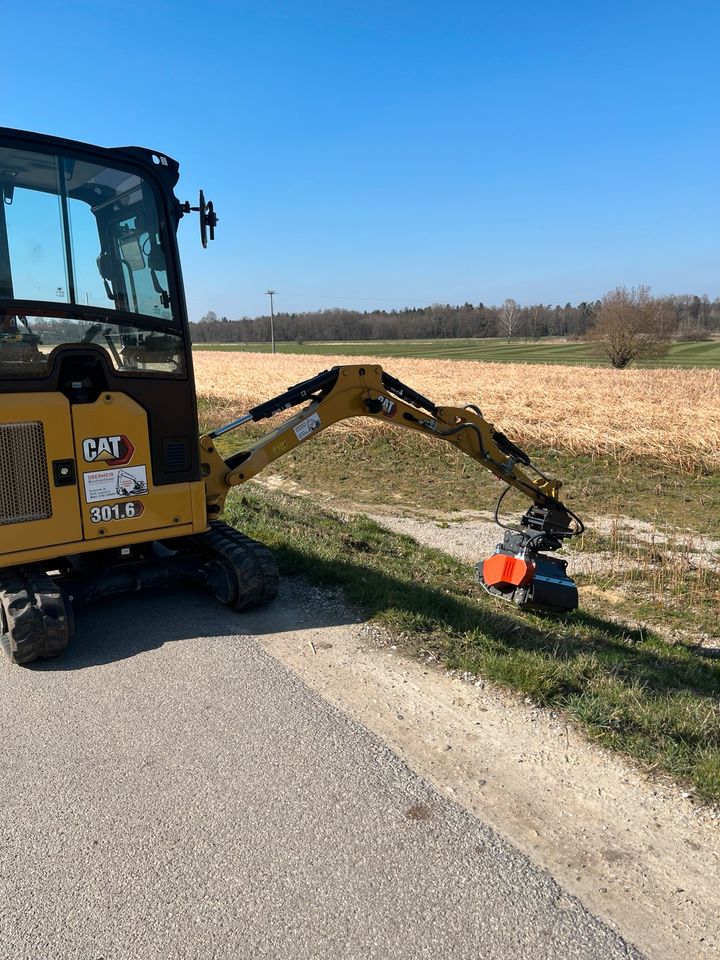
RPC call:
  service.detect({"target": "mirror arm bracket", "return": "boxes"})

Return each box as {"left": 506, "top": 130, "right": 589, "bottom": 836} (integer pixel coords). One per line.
{"left": 180, "top": 190, "right": 218, "bottom": 248}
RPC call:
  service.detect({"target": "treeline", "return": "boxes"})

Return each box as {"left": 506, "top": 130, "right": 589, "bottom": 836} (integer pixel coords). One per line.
{"left": 191, "top": 295, "right": 720, "bottom": 344}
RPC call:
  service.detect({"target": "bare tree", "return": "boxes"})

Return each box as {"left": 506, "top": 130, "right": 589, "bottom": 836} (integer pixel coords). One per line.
{"left": 499, "top": 298, "right": 519, "bottom": 342}
{"left": 589, "top": 286, "right": 670, "bottom": 368}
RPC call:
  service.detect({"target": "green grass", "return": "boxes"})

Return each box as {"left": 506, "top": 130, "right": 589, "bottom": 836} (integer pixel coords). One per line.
{"left": 201, "top": 400, "right": 720, "bottom": 635}
{"left": 225, "top": 486, "right": 720, "bottom": 803}
{"left": 193, "top": 336, "right": 720, "bottom": 368}
{"left": 197, "top": 400, "right": 720, "bottom": 798}
{"left": 571, "top": 530, "right": 720, "bottom": 640}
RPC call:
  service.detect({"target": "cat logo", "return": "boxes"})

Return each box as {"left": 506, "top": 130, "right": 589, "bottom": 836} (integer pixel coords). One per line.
{"left": 82, "top": 435, "right": 135, "bottom": 467}
{"left": 377, "top": 395, "right": 397, "bottom": 418}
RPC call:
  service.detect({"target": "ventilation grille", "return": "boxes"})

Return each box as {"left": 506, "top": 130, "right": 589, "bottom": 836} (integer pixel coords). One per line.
{"left": 162, "top": 436, "right": 191, "bottom": 474}
{"left": 0, "top": 422, "right": 53, "bottom": 526}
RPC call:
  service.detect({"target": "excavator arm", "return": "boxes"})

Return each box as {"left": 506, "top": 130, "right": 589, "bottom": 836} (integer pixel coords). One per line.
{"left": 199, "top": 364, "right": 583, "bottom": 613}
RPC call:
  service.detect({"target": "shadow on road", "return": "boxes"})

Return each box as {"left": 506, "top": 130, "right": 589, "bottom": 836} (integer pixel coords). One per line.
{"left": 31, "top": 579, "right": 357, "bottom": 672}
{"left": 30, "top": 546, "right": 720, "bottom": 708}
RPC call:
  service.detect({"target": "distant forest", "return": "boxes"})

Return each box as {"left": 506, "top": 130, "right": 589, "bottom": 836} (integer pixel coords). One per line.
{"left": 191, "top": 295, "right": 720, "bottom": 343}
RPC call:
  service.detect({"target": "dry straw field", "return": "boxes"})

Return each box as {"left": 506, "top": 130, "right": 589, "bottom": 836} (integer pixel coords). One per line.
{"left": 194, "top": 352, "right": 720, "bottom": 472}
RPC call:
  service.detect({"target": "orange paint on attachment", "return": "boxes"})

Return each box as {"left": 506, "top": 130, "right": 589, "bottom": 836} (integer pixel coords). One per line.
{"left": 482, "top": 553, "right": 536, "bottom": 588}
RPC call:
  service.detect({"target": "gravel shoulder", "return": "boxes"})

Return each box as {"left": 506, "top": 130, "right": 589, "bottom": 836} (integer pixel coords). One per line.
{"left": 257, "top": 472, "right": 720, "bottom": 576}
{"left": 258, "top": 580, "right": 719, "bottom": 960}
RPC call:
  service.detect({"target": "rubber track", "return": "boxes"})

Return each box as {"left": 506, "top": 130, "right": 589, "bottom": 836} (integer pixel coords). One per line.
{"left": 0, "top": 568, "right": 73, "bottom": 666}
{"left": 200, "top": 522, "right": 280, "bottom": 611}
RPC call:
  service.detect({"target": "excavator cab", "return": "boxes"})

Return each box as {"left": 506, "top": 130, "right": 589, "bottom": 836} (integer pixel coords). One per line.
{"left": 0, "top": 129, "right": 205, "bottom": 541}
{"left": 0, "top": 128, "right": 239, "bottom": 664}
{"left": 0, "top": 134, "right": 190, "bottom": 373}
{"left": 0, "top": 126, "right": 581, "bottom": 666}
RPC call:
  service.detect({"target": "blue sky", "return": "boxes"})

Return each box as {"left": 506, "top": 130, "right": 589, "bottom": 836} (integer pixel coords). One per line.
{"left": 6, "top": 1, "right": 719, "bottom": 320}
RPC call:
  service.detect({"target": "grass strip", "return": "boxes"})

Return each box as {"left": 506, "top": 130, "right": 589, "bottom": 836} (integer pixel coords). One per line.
{"left": 225, "top": 486, "right": 720, "bottom": 804}
{"left": 192, "top": 337, "right": 720, "bottom": 368}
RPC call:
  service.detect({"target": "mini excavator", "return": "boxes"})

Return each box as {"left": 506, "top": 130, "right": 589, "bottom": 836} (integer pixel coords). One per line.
{"left": 0, "top": 127, "right": 583, "bottom": 664}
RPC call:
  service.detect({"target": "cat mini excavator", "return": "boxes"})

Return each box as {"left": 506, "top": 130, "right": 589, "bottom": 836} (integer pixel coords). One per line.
{"left": 0, "top": 127, "right": 583, "bottom": 664}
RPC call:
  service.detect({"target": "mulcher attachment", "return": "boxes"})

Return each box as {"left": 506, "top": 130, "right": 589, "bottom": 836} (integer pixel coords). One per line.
{"left": 478, "top": 504, "right": 579, "bottom": 614}
{"left": 0, "top": 568, "right": 74, "bottom": 665}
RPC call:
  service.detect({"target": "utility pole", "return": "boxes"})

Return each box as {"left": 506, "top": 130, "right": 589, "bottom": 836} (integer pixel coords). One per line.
{"left": 265, "top": 289, "right": 276, "bottom": 354}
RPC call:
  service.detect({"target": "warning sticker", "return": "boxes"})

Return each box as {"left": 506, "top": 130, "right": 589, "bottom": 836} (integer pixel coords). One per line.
{"left": 293, "top": 412, "right": 321, "bottom": 442}
{"left": 83, "top": 466, "right": 149, "bottom": 503}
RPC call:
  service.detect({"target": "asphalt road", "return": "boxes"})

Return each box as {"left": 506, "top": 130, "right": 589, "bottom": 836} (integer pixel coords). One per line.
{"left": 0, "top": 583, "right": 641, "bottom": 960}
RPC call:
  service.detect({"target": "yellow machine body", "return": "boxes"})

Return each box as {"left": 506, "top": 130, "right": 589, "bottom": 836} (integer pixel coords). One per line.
{"left": 1, "top": 390, "right": 208, "bottom": 569}
{"left": 0, "top": 125, "right": 582, "bottom": 666}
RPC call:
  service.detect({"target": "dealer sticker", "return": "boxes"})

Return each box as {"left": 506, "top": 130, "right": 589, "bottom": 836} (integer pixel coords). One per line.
{"left": 293, "top": 412, "right": 321, "bottom": 441}
{"left": 83, "top": 466, "right": 149, "bottom": 503}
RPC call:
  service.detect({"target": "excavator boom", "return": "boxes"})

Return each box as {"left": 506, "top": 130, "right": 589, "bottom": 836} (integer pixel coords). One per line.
{"left": 199, "top": 363, "right": 582, "bottom": 614}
